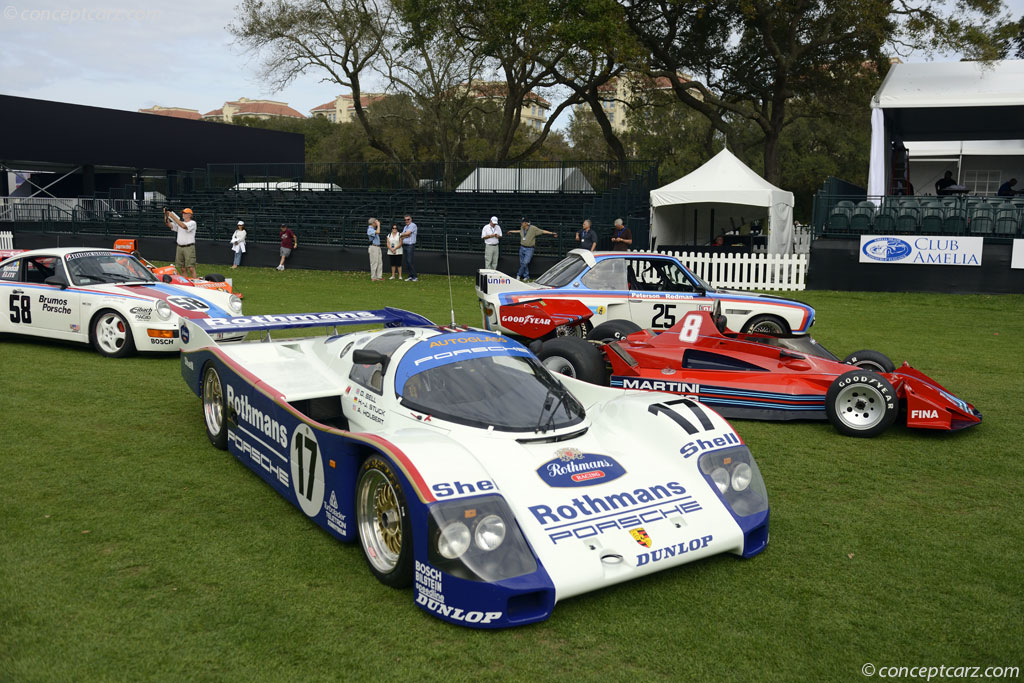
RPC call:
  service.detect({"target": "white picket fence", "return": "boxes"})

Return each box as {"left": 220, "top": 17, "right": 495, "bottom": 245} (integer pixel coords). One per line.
{"left": 660, "top": 250, "right": 808, "bottom": 291}
{"left": 0, "top": 231, "right": 13, "bottom": 250}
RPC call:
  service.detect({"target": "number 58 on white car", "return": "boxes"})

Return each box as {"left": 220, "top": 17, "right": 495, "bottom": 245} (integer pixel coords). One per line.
{"left": 179, "top": 308, "right": 770, "bottom": 628}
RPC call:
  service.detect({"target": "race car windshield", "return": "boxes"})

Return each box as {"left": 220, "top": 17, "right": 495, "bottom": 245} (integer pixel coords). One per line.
{"left": 399, "top": 355, "right": 585, "bottom": 432}
{"left": 65, "top": 252, "right": 157, "bottom": 285}
{"left": 534, "top": 254, "right": 588, "bottom": 288}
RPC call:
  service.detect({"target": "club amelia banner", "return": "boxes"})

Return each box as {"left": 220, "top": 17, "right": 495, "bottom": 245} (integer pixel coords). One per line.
{"left": 859, "top": 235, "right": 984, "bottom": 266}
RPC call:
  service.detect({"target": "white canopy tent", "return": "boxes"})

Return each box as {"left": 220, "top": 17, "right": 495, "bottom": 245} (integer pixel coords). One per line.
{"left": 649, "top": 148, "right": 795, "bottom": 254}
{"left": 868, "top": 60, "right": 1024, "bottom": 197}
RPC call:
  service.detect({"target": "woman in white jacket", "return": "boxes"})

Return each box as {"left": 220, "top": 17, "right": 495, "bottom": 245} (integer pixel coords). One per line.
{"left": 231, "top": 221, "right": 247, "bottom": 269}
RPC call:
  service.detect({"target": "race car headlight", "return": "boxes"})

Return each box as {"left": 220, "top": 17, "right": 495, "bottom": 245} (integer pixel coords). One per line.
{"left": 428, "top": 495, "right": 536, "bottom": 582}
{"left": 155, "top": 299, "right": 172, "bottom": 321}
{"left": 438, "top": 522, "right": 471, "bottom": 559}
{"left": 474, "top": 515, "right": 506, "bottom": 551}
{"left": 710, "top": 467, "right": 730, "bottom": 494}
{"left": 228, "top": 294, "right": 243, "bottom": 314}
{"left": 731, "top": 463, "right": 752, "bottom": 492}
{"left": 699, "top": 446, "right": 768, "bottom": 517}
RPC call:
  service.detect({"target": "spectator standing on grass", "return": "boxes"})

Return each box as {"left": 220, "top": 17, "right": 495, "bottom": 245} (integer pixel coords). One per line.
{"left": 508, "top": 217, "right": 556, "bottom": 281}
{"left": 481, "top": 216, "right": 502, "bottom": 270}
{"left": 230, "top": 221, "right": 247, "bottom": 269}
{"left": 401, "top": 214, "right": 418, "bottom": 281}
{"left": 277, "top": 224, "right": 297, "bottom": 271}
{"left": 576, "top": 219, "right": 597, "bottom": 252}
{"left": 386, "top": 223, "right": 403, "bottom": 280}
{"left": 367, "top": 217, "right": 383, "bottom": 281}
{"left": 609, "top": 218, "right": 632, "bottom": 249}
{"left": 164, "top": 206, "right": 198, "bottom": 278}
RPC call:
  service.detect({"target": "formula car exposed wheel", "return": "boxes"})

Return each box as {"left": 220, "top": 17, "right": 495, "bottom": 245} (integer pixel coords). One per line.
{"left": 842, "top": 349, "right": 895, "bottom": 373}
{"left": 91, "top": 310, "right": 135, "bottom": 358}
{"left": 826, "top": 370, "right": 898, "bottom": 438}
{"left": 741, "top": 314, "right": 789, "bottom": 335}
{"left": 356, "top": 456, "right": 413, "bottom": 588}
{"left": 201, "top": 364, "right": 228, "bottom": 450}
{"left": 587, "top": 320, "right": 642, "bottom": 342}
{"left": 537, "top": 337, "right": 607, "bottom": 385}
{"left": 204, "top": 273, "right": 226, "bottom": 282}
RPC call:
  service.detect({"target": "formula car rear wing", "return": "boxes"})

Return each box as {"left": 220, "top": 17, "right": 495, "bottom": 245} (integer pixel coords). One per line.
{"left": 180, "top": 307, "right": 435, "bottom": 349}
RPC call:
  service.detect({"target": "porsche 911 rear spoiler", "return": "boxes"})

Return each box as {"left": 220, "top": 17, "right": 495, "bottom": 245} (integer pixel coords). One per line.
{"left": 180, "top": 307, "right": 434, "bottom": 349}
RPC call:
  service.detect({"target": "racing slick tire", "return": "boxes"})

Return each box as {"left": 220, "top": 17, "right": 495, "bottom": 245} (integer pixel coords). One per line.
{"left": 537, "top": 337, "right": 607, "bottom": 385}
{"left": 90, "top": 309, "right": 136, "bottom": 358}
{"left": 825, "top": 370, "right": 898, "bottom": 438}
{"left": 741, "top": 314, "right": 790, "bottom": 335}
{"left": 587, "top": 320, "right": 642, "bottom": 342}
{"left": 203, "top": 273, "right": 226, "bottom": 282}
{"left": 842, "top": 349, "right": 895, "bottom": 373}
{"left": 356, "top": 456, "right": 414, "bottom": 588}
{"left": 201, "top": 364, "right": 229, "bottom": 450}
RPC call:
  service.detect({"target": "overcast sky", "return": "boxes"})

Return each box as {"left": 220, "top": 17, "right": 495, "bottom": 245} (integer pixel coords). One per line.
{"left": 2, "top": 0, "right": 1023, "bottom": 121}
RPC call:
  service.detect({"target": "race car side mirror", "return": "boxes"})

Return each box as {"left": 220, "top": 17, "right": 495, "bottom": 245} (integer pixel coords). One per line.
{"left": 44, "top": 275, "right": 69, "bottom": 289}
{"left": 162, "top": 274, "right": 173, "bottom": 283}
{"left": 352, "top": 349, "right": 388, "bottom": 370}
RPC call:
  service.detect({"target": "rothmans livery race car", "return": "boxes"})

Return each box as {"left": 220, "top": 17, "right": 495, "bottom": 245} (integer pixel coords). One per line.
{"left": 0, "top": 247, "right": 243, "bottom": 357}
{"left": 476, "top": 249, "right": 815, "bottom": 338}
{"left": 179, "top": 308, "right": 770, "bottom": 628}
{"left": 531, "top": 309, "right": 981, "bottom": 438}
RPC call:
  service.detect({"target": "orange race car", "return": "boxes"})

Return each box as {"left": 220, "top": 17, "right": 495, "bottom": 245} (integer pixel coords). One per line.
{"left": 113, "top": 239, "right": 243, "bottom": 298}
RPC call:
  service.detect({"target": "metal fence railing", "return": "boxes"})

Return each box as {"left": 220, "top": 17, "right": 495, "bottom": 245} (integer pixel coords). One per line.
{"left": 812, "top": 192, "right": 1024, "bottom": 239}
{"left": 151, "top": 159, "right": 658, "bottom": 196}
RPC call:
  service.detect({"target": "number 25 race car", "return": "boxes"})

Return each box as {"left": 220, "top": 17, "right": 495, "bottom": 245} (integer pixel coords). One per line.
{"left": 476, "top": 249, "right": 815, "bottom": 338}
{"left": 179, "top": 308, "right": 770, "bottom": 628}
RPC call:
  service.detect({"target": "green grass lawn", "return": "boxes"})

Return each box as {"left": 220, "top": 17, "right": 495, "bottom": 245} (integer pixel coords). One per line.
{"left": 1, "top": 264, "right": 1022, "bottom": 681}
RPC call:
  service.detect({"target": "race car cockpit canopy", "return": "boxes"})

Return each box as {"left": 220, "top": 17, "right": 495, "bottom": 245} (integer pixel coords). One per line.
{"left": 394, "top": 331, "right": 585, "bottom": 432}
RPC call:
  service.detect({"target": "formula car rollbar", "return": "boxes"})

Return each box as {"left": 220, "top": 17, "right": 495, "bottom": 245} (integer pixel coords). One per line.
{"left": 180, "top": 307, "right": 436, "bottom": 348}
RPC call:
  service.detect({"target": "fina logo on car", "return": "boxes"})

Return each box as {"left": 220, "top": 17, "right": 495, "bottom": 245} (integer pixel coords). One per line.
{"left": 536, "top": 448, "right": 626, "bottom": 487}
{"left": 862, "top": 237, "right": 912, "bottom": 262}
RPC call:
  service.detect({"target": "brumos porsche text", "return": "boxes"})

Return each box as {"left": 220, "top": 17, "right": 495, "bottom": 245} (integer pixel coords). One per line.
{"left": 226, "top": 384, "right": 288, "bottom": 448}
{"left": 38, "top": 294, "right": 71, "bottom": 315}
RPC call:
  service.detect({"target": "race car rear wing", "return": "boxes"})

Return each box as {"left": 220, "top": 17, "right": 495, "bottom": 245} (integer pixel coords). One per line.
{"left": 180, "top": 307, "right": 435, "bottom": 349}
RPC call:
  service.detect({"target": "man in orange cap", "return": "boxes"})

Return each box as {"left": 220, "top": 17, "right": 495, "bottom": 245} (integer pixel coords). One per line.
{"left": 164, "top": 207, "right": 198, "bottom": 278}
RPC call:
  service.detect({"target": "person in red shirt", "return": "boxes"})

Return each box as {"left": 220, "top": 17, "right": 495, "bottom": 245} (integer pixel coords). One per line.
{"left": 277, "top": 224, "right": 297, "bottom": 271}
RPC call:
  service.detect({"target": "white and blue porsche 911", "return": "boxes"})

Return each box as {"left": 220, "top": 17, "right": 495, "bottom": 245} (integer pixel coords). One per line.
{"left": 0, "top": 247, "right": 243, "bottom": 356}
{"left": 179, "top": 308, "right": 770, "bottom": 628}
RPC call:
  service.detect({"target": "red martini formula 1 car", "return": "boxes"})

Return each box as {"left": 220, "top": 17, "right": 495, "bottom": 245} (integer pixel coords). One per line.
{"left": 525, "top": 309, "right": 981, "bottom": 438}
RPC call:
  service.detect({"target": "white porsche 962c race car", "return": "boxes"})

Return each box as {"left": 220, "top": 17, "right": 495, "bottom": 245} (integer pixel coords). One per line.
{"left": 0, "top": 247, "right": 243, "bottom": 357}
{"left": 179, "top": 308, "right": 770, "bottom": 628}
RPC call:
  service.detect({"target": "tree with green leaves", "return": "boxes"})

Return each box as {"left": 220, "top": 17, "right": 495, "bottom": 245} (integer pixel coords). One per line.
{"left": 618, "top": 0, "right": 1014, "bottom": 184}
